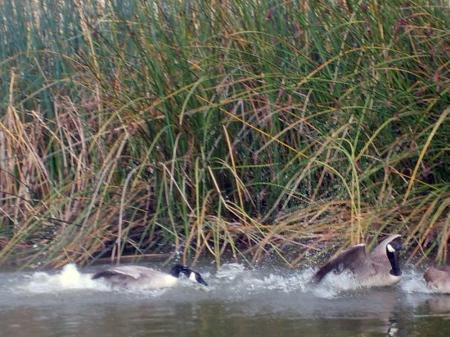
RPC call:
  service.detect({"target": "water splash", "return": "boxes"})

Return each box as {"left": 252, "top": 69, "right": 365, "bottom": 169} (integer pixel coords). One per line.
{"left": 14, "top": 263, "right": 435, "bottom": 300}
{"left": 401, "top": 269, "right": 433, "bottom": 294}
{"left": 19, "top": 264, "right": 109, "bottom": 293}
{"left": 310, "top": 270, "right": 362, "bottom": 298}
{"left": 215, "top": 263, "right": 246, "bottom": 280}
{"left": 210, "top": 263, "right": 362, "bottom": 299}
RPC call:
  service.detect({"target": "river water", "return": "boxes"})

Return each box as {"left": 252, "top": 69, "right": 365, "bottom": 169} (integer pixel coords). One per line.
{"left": 0, "top": 263, "right": 449, "bottom": 337}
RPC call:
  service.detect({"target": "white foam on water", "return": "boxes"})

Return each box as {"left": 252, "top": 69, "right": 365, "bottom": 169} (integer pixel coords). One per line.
{"left": 215, "top": 263, "right": 246, "bottom": 280}
{"left": 209, "top": 263, "right": 363, "bottom": 299}
{"left": 401, "top": 269, "right": 433, "bottom": 294}
{"left": 257, "top": 268, "right": 313, "bottom": 293}
{"left": 18, "top": 264, "right": 110, "bottom": 293}
{"left": 310, "top": 270, "right": 363, "bottom": 298}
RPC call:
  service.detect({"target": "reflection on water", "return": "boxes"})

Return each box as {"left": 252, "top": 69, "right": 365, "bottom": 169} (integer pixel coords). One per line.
{"left": 0, "top": 264, "right": 449, "bottom": 337}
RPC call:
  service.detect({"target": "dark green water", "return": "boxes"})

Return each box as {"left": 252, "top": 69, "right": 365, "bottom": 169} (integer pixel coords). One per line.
{"left": 0, "top": 264, "right": 449, "bottom": 337}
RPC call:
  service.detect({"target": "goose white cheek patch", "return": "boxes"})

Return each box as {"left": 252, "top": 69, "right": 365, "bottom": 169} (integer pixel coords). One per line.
{"left": 189, "top": 272, "right": 197, "bottom": 282}
{"left": 387, "top": 244, "right": 396, "bottom": 253}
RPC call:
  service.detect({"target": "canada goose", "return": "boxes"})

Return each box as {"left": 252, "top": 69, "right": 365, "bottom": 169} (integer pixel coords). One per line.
{"left": 92, "top": 264, "right": 208, "bottom": 289}
{"left": 424, "top": 266, "right": 450, "bottom": 293}
{"left": 312, "top": 234, "right": 402, "bottom": 287}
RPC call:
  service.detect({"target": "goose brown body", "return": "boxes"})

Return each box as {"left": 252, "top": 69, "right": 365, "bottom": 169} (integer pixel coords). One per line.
{"left": 312, "top": 234, "right": 402, "bottom": 287}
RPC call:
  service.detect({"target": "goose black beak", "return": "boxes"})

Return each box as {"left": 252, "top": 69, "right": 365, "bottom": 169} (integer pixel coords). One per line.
{"left": 196, "top": 273, "right": 208, "bottom": 286}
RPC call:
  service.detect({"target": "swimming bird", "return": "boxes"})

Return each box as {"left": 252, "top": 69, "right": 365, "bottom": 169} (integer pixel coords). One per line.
{"left": 424, "top": 266, "right": 450, "bottom": 293}
{"left": 92, "top": 264, "right": 208, "bottom": 289}
{"left": 312, "top": 234, "right": 402, "bottom": 287}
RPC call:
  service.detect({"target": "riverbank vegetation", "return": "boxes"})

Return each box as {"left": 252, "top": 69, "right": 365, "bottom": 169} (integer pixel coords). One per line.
{"left": 0, "top": 0, "right": 449, "bottom": 268}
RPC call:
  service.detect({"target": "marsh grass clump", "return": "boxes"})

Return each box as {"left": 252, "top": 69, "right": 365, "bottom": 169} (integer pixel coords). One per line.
{"left": 0, "top": 0, "right": 449, "bottom": 268}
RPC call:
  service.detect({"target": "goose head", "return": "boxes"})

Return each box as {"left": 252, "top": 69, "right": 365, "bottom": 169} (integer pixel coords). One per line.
{"left": 170, "top": 264, "right": 208, "bottom": 286}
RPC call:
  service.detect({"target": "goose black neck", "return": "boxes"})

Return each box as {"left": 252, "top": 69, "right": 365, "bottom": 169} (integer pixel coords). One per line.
{"left": 387, "top": 249, "right": 401, "bottom": 276}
